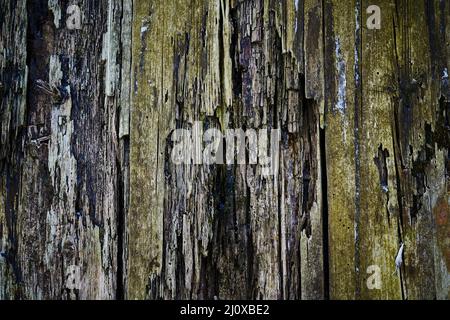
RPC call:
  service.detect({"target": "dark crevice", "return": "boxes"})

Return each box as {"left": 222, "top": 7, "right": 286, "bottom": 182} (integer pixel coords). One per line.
{"left": 229, "top": 7, "right": 242, "bottom": 97}
{"left": 115, "top": 0, "right": 131, "bottom": 299}
{"left": 425, "top": 0, "right": 440, "bottom": 80}
{"left": 392, "top": 122, "right": 406, "bottom": 271}
{"left": 271, "top": 9, "right": 284, "bottom": 298}
{"left": 374, "top": 144, "right": 390, "bottom": 192}
{"left": 218, "top": 0, "right": 225, "bottom": 115}
{"left": 319, "top": 128, "right": 329, "bottom": 300}
{"left": 353, "top": 0, "right": 363, "bottom": 299}
{"left": 245, "top": 183, "right": 254, "bottom": 299}
{"left": 299, "top": 95, "right": 316, "bottom": 239}
{"left": 116, "top": 137, "right": 128, "bottom": 300}
{"left": 374, "top": 144, "right": 390, "bottom": 221}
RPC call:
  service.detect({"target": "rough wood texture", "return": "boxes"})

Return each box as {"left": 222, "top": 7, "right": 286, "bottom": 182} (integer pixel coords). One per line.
{"left": 326, "top": 0, "right": 449, "bottom": 299}
{"left": 0, "top": 0, "right": 448, "bottom": 300}
{"left": 0, "top": 0, "right": 129, "bottom": 299}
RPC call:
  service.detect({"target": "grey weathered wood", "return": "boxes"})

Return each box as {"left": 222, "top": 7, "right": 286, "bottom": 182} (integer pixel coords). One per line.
{"left": 0, "top": 0, "right": 448, "bottom": 300}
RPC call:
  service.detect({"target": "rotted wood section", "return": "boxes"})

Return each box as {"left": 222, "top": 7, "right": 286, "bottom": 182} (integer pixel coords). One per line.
{"left": 0, "top": 0, "right": 448, "bottom": 299}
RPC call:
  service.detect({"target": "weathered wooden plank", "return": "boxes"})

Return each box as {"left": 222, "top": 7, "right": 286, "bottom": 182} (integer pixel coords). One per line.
{"left": 281, "top": 0, "right": 324, "bottom": 300}
{"left": 325, "top": 0, "right": 359, "bottom": 299}
{"left": 0, "top": 0, "right": 29, "bottom": 299}
{"left": 0, "top": 0, "right": 126, "bottom": 299}
{"left": 389, "top": 0, "right": 449, "bottom": 299}
{"left": 358, "top": 0, "right": 401, "bottom": 299}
